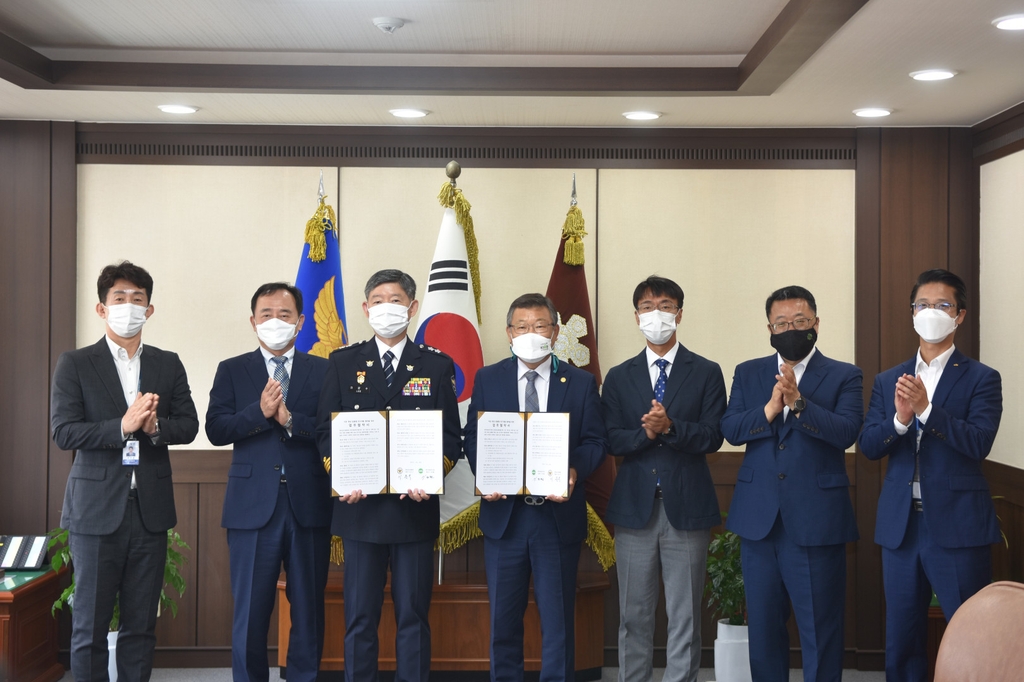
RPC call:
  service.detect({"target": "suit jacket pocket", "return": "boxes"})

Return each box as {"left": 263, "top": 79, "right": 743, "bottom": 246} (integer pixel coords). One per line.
{"left": 70, "top": 465, "right": 106, "bottom": 481}
{"left": 736, "top": 466, "right": 754, "bottom": 483}
{"left": 948, "top": 475, "right": 989, "bottom": 491}
{"left": 156, "top": 462, "right": 173, "bottom": 479}
{"left": 228, "top": 463, "right": 253, "bottom": 478}
{"left": 817, "top": 472, "right": 851, "bottom": 488}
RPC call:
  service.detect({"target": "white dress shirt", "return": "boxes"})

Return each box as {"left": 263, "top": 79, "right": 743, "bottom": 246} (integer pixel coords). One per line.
{"left": 517, "top": 356, "right": 551, "bottom": 412}
{"left": 777, "top": 346, "right": 816, "bottom": 421}
{"left": 106, "top": 335, "right": 142, "bottom": 487}
{"left": 374, "top": 336, "right": 408, "bottom": 376}
{"left": 646, "top": 343, "right": 680, "bottom": 390}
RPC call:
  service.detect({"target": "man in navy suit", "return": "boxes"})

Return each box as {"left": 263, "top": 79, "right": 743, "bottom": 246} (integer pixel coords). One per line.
{"left": 464, "top": 293, "right": 607, "bottom": 682}
{"left": 316, "top": 269, "right": 462, "bottom": 682}
{"left": 859, "top": 269, "right": 1002, "bottom": 682}
{"left": 206, "top": 282, "right": 332, "bottom": 682}
{"left": 721, "top": 285, "right": 861, "bottom": 682}
{"left": 51, "top": 261, "right": 199, "bottom": 682}
{"left": 601, "top": 276, "right": 726, "bottom": 682}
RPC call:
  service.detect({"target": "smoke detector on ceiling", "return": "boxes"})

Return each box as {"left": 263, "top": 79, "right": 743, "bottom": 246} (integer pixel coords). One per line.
{"left": 373, "top": 17, "right": 405, "bottom": 35}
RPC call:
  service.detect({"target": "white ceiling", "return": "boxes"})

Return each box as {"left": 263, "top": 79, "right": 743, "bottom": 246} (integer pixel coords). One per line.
{"left": 1, "top": 0, "right": 1023, "bottom": 127}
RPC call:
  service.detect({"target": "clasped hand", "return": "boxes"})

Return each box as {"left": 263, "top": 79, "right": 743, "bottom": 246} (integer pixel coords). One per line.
{"left": 642, "top": 400, "right": 672, "bottom": 440}
{"left": 122, "top": 392, "right": 159, "bottom": 435}
{"left": 764, "top": 364, "right": 801, "bottom": 422}
{"left": 260, "top": 378, "right": 291, "bottom": 426}
{"left": 895, "top": 373, "right": 929, "bottom": 426}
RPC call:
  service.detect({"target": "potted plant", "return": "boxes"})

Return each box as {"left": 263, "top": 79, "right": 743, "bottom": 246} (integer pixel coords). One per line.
{"left": 48, "top": 527, "right": 190, "bottom": 682}
{"left": 705, "top": 521, "right": 751, "bottom": 682}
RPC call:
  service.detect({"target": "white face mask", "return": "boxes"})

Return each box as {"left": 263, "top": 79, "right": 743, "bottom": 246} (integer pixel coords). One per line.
{"left": 913, "top": 308, "right": 958, "bottom": 344}
{"left": 638, "top": 310, "right": 678, "bottom": 345}
{"left": 105, "top": 303, "right": 148, "bottom": 338}
{"left": 510, "top": 333, "right": 552, "bottom": 363}
{"left": 367, "top": 303, "right": 410, "bottom": 339}
{"left": 255, "top": 318, "right": 298, "bottom": 351}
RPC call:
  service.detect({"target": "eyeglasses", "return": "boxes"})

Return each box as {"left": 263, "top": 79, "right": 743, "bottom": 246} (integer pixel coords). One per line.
{"left": 912, "top": 302, "right": 956, "bottom": 314}
{"left": 769, "top": 317, "right": 816, "bottom": 333}
{"left": 510, "top": 322, "right": 553, "bottom": 335}
{"left": 637, "top": 303, "right": 681, "bottom": 314}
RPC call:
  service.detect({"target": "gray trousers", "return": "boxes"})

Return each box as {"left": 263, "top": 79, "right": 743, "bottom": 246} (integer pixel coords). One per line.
{"left": 69, "top": 493, "right": 166, "bottom": 682}
{"left": 615, "top": 500, "right": 709, "bottom": 682}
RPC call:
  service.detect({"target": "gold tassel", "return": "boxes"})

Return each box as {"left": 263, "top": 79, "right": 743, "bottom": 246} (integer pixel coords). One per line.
{"left": 322, "top": 456, "right": 331, "bottom": 474}
{"left": 437, "top": 501, "right": 484, "bottom": 554}
{"left": 330, "top": 536, "right": 344, "bottom": 564}
{"left": 304, "top": 195, "right": 338, "bottom": 264}
{"left": 561, "top": 204, "right": 587, "bottom": 266}
{"left": 585, "top": 503, "right": 616, "bottom": 571}
{"left": 438, "top": 182, "right": 482, "bottom": 324}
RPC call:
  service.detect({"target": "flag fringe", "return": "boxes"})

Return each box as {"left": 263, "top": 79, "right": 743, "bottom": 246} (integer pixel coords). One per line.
{"left": 585, "top": 503, "right": 616, "bottom": 571}
{"left": 304, "top": 195, "right": 337, "bottom": 263}
{"left": 561, "top": 204, "right": 587, "bottom": 266}
{"left": 438, "top": 182, "right": 482, "bottom": 324}
{"left": 437, "top": 501, "right": 484, "bottom": 554}
{"left": 331, "top": 536, "right": 344, "bottom": 564}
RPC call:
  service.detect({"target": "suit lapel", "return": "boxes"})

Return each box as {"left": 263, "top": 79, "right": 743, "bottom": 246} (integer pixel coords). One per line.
{"left": 661, "top": 343, "right": 693, "bottom": 407}
{"left": 138, "top": 345, "right": 164, "bottom": 396}
{"left": 931, "top": 349, "right": 969, "bottom": 407}
{"left": 627, "top": 350, "right": 656, "bottom": 404}
{"left": 88, "top": 338, "right": 129, "bottom": 411}
{"left": 245, "top": 349, "right": 268, "bottom": 394}
{"left": 287, "top": 352, "right": 311, "bottom": 407}
{"left": 359, "top": 342, "right": 389, "bottom": 400}
{"left": 547, "top": 359, "right": 569, "bottom": 412}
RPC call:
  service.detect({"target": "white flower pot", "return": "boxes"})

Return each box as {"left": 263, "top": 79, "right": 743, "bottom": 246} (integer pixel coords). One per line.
{"left": 714, "top": 619, "right": 752, "bottom": 682}
{"left": 107, "top": 631, "right": 118, "bottom": 682}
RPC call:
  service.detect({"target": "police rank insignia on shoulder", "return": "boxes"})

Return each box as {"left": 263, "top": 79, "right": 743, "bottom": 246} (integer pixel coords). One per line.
{"left": 403, "top": 378, "right": 431, "bottom": 396}
{"left": 420, "top": 344, "right": 443, "bottom": 354}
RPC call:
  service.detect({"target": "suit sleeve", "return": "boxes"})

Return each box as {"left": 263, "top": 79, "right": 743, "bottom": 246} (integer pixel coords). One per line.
{"left": 601, "top": 366, "right": 655, "bottom": 457}
{"left": 859, "top": 372, "right": 905, "bottom": 460}
{"left": 205, "top": 360, "right": 274, "bottom": 446}
{"left": 662, "top": 362, "right": 726, "bottom": 455}
{"left": 794, "top": 364, "right": 863, "bottom": 450}
{"left": 50, "top": 352, "right": 124, "bottom": 451}
{"left": 152, "top": 352, "right": 199, "bottom": 446}
{"left": 438, "top": 358, "right": 463, "bottom": 473}
{"left": 570, "top": 374, "right": 607, "bottom": 482}
{"left": 720, "top": 365, "right": 777, "bottom": 446}
{"left": 922, "top": 367, "right": 1002, "bottom": 461}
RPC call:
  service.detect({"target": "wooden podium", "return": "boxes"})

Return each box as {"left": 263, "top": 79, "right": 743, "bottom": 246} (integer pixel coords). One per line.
{"left": 278, "top": 570, "right": 608, "bottom": 679}
{"left": 0, "top": 568, "right": 66, "bottom": 682}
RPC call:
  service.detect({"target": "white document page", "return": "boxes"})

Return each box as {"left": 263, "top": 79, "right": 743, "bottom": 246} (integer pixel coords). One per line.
{"left": 388, "top": 410, "right": 445, "bottom": 495}
{"left": 524, "top": 412, "right": 571, "bottom": 497}
{"left": 331, "top": 411, "right": 388, "bottom": 495}
{"left": 475, "top": 411, "right": 526, "bottom": 495}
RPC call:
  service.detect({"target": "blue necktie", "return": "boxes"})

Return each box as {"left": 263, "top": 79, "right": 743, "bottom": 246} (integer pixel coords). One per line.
{"left": 383, "top": 350, "right": 395, "bottom": 387}
{"left": 654, "top": 359, "right": 669, "bottom": 402}
{"left": 271, "top": 356, "right": 289, "bottom": 401}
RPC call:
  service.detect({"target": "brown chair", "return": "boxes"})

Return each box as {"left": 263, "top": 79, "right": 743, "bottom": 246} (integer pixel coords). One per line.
{"left": 932, "top": 581, "right": 1024, "bottom": 682}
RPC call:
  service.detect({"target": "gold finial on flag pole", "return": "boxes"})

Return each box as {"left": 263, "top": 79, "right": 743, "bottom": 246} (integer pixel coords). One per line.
{"left": 437, "top": 161, "right": 482, "bottom": 323}
{"left": 561, "top": 173, "right": 587, "bottom": 266}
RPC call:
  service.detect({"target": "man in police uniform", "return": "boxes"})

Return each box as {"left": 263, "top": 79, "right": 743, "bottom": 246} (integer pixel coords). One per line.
{"left": 316, "top": 269, "right": 461, "bottom": 682}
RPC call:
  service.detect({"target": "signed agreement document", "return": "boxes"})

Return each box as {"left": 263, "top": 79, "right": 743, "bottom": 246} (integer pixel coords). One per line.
{"left": 474, "top": 411, "right": 570, "bottom": 497}
{"left": 331, "top": 410, "right": 444, "bottom": 496}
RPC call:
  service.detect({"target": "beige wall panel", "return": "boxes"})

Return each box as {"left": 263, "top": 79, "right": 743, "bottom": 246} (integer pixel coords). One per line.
{"left": 596, "top": 169, "right": 856, "bottom": 450}
{"left": 77, "top": 165, "right": 339, "bottom": 449}
{"left": 339, "top": 167, "right": 597, "bottom": 365}
{"left": 980, "top": 149, "right": 1024, "bottom": 470}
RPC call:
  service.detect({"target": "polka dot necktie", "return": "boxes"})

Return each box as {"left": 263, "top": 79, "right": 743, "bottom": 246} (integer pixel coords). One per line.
{"left": 654, "top": 359, "right": 669, "bottom": 402}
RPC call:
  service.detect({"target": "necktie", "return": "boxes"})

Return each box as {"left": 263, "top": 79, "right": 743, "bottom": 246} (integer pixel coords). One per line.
{"left": 271, "top": 356, "right": 290, "bottom": 401}
{"left": 654, "top": 359, "right": 669, "bottom": 402}
{"left": 525, "top": 370, "right": 540, "bottom": 412}
{"left": 383, "top": 350, "right": 395, "bottom": 387}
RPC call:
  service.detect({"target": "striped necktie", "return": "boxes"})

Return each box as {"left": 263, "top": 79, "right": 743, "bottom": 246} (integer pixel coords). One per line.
{"left": 271, "top": 356, "right": 289, "bottom": 401}
{"left": 383, "top": 350, "right": 395, "bottom": 387}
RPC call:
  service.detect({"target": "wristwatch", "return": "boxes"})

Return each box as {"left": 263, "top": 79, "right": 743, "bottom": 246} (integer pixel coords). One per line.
{"left": 284, "top": 413, "right": 293, "bottom": 431}
{"left": 792, "top": 396, "right": 807, "bottom": 413}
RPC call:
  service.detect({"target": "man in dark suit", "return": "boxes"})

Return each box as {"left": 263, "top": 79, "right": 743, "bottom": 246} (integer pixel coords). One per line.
{"left": 601, "top": 276, "right": 726, "bottom": 682}
{"left": 859, "top": 269, "right": 1002, "bottom": 682}
{"left": 206, "top": 282, "right": 331, "bottom": 682}
{"left": 50, "top": 261, "right": 199, "bottom": 682}
{"left": 464, "top": 293, "right": 607, "bottom": 682}
{"left": 316, "top": 269, "right": 461, "bottom": 682}
{"left": 721, "top": 285, "right": 861, "bottom": 682}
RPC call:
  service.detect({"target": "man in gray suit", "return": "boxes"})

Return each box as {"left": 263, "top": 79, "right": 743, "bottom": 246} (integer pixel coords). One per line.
{"left": 601, "top": 276, "right": 727, "bottom": 682}
{"left": 51, "top": 261, "right": 199, "bottom": 682}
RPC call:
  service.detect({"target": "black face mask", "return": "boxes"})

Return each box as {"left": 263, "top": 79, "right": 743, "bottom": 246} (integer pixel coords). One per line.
{"left": 770, "top": 328, "right": 817, "bottom": 362}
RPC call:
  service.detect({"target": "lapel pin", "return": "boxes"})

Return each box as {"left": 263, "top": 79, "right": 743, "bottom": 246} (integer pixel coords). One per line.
{"left": 366, "top": 360, "right": 374, "bottom": 367}
{"left": 560, "top": 377, "right": 567, "bottom": 383}
{"left": 406, "top": 364, "right": 414, "bottom": 371}
{"left": 953, "top": 363, "right": 959, "bottom": 367}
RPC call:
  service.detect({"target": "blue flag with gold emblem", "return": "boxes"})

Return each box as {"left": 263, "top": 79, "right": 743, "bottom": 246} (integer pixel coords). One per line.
{"left": 294, "top": 174, "right": 347, "bottom": 358}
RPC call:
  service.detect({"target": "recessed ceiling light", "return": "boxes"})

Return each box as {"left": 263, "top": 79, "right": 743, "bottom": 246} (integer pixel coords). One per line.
{"left": 853, "top": 108, "right": 892, "bottom": 118}
{"left": 910, "top": 69, "right": 957, "bottom": 81}
{"left": 389, "top": 108, "right": 429, "bottom": 118}
{"left": 993, "top": 14, "right": 1024, "bottom": 30}
{"left": 623, "top": 111, "right": 662, "bottom": 120}
{"left": 158, "top": 104, "right": 198, "bottom": 114}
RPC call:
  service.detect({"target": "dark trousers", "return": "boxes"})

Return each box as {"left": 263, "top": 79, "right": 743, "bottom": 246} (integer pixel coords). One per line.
{"left": 882, "top": 505, "right": 991, "bottom": 682}
{"left": 69, "top": 492, "right": 166, "bottom": 682}
{"left": 228, "top": 483, "right": 331, "bottom": 682}
{"left": 484, "top": 500, "right": 581, "bottom": 682}
{"left": 740, "top": 514, "right": 846, "bottom": 682}
{"left": 342, "top": 535, "right": 435, "bottom": 682}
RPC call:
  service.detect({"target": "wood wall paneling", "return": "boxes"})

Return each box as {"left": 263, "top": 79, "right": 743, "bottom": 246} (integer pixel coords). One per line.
{"left": 197, "top": 483, "right": 233, "bottom": 648}
{"left": 155, "top": 483, "right": 199, "bottom": 648}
